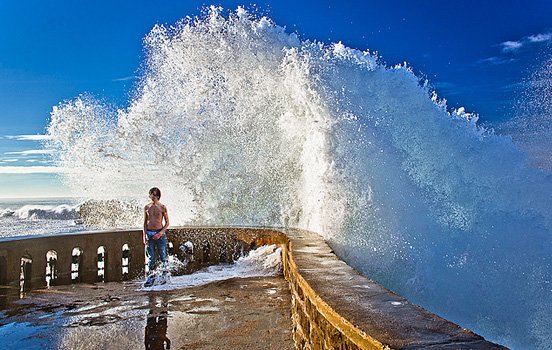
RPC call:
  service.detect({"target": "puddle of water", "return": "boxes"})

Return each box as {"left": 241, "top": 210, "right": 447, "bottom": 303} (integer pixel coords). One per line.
{"left": 0, "top": 322, "right": 60, "bottom": 350}
{"left": 0, "top": 245, "right": 291, "bottom": 349}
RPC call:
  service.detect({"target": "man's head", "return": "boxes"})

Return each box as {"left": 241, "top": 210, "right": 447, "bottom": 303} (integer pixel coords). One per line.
{"left": 149, "top": 187, "right": 161, "bottom": 200}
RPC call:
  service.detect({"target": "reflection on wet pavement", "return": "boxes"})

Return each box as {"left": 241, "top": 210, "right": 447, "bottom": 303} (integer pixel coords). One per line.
{"left": 145, "top": 296, "right": 170, "bottom": 350}
{"left": 0, "top": 276, "right": 293, "bottom": 349}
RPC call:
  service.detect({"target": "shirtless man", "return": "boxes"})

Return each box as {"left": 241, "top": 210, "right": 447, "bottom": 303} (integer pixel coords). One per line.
{"left": 143, "top": 187, "right": 170, "bottom": 287}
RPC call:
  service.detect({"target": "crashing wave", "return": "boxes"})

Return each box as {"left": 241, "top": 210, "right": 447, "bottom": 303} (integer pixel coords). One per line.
{"left": 143, "top": 244, "right": 282, "bottom": 291}
{"left": 45, "top": 7, "right": 552, "bottom": 349}
{"left": 0, "top": 204, "right": 79, "bottom": 220}
{"left": 78, "top": 199, "right": 142, "bottom": 228}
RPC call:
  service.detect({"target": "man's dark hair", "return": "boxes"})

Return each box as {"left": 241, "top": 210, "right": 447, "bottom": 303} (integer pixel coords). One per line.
{"left": 149, "top": 187, "right": 161, "bottom": 200}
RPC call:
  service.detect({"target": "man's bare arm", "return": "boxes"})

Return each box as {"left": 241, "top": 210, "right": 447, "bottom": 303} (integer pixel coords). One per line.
{"left": 143, "top": 206, "right": 148, "bottom": 243}
{"left": 160, "top": 206, "right": 170, "bottom": 234}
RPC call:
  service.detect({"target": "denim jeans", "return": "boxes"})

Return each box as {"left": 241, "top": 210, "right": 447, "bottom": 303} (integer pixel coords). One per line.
{"left": 146, "top": 231, "right": 168, "bottom": 273}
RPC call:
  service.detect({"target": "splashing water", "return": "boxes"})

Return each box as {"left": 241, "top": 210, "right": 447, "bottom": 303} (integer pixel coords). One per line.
{"left": 46, "top": 7, "right": 552, "bottom": 349}
{"left": 141, "top": 244, "right": 282, "bottom": 291}
{"left": 501, "top": 54, "right": 552, "bottom": 170}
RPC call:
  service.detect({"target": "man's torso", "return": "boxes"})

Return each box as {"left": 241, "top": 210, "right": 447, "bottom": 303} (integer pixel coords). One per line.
{"left": 146, "top": 202, "right": 165, "bottom": 230}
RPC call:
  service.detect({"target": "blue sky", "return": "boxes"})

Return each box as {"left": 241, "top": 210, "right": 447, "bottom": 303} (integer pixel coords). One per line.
{"left": 0, "top": 0, "right": 551, "bottom": 197}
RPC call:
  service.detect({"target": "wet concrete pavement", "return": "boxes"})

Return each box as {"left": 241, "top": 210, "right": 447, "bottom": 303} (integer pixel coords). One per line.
{"left": 0, "top": 276, "right": 293, "bottom": 349}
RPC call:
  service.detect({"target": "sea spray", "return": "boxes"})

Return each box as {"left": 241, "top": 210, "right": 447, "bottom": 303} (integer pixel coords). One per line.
{"left": 141, "top": 244, "right": 282, "bottom": 292}
{"left": 46, "top": 7, "right": 552, "bottom": 349}
{"left": 0, "top": 204, "right": 79, "bottom": 220}
{"left": 500, "top": 54, "right": 552, "bottom": 170}
{"left": 0, "top": 198, "right": 87, "bottom": 238}
{"left": 78, "top": 199, "right": 142, "bottom": 228}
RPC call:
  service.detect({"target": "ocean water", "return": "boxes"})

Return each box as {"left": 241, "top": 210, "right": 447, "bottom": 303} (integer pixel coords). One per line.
{"left": 0, "top": 197, "right": 150, "bottom": 237}
{"left": 42, "top": 7, "right": 552, "bottom": 349}
{"left": 0, "top": 197, "right": 85, "bottom": 238}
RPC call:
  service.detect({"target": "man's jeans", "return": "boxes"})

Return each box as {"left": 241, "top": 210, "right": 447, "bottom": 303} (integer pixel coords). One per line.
{"left": 146, "top": 231, "right": 168, "bottom": 273}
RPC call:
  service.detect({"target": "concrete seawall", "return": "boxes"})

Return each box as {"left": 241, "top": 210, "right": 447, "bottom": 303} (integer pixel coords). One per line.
{"left": 282, "top": 229, "right": 506, "bottom": 350}
{"left": 0, "top": 227, "right": 506, "bottom": 349}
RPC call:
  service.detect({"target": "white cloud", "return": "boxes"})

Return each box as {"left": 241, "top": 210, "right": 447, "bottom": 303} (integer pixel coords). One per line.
{"left": 5, "top": 134, "right": 52, "bottom": 141}
{"left": 501, "top": 40, "right": 523, "bottom": 52}
{"left": 112, "top": 75, "right": 139, "bottom": 82}
{"left": 0, "top": 166, "right": 68, "bottom": 174}
{"left": 528, "top": 32, "right": 552, "bottom": 43}
{"left": 477, "top": 56, "right": 518, "bottom": 65}
{"left": 2, "top": 159, "right": 19, "bottom": 162}
{"left": 4, "top": 149, "right": 54, "bottom": 155}
{"left": 496, "top": 31, "right": 552, "bottom": 55}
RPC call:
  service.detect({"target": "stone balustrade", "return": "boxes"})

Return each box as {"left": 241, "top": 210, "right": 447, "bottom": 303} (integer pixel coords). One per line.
{"left": 0, "top": 227, "right": 506, "bottom": 349}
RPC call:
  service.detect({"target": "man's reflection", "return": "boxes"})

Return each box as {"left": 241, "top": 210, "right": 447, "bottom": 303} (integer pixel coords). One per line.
{"left": 145, "top": 296, "right": 171, "bottom": 350}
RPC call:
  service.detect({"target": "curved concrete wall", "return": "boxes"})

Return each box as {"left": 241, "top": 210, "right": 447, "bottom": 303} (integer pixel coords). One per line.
{"left": 0, "top": 227, "right": 284, "bottom": 289}
{"left": 0, "top": 227, "right": 505, "bottom": 349}
{"left": 0, "top": 229, "right": 144, "bottom": 288}
{"left": 281, "top": 228, "right": 506, "bottom": 350}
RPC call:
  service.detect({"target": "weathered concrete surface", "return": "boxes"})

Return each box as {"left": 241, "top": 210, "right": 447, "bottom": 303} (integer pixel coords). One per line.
{"left": 0, "top": 276, "right": 293, "bottom": 350}
{"left": 0, "top": 227, "right": 508, "bottom": 349}
{"left": 0, "top": 227, "right": 287, "bottom": 289}
{"left": 0, "top": 230, "right": 145, "bottom": 287}
{"left": 282, "top": 228, "right": 507, "bottom": 350}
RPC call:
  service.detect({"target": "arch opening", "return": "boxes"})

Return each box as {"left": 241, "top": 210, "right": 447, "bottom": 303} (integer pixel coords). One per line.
{"left": 122, "top": 244, "right": 130, "bottom": 280}
{"left": 45, "top": 250, "right": 58, "bottom": 287}
{"left": 19, "top": 255, "right": 32, "bottom": 294}
{"left": 0, "top": 256, "right": 6, "bottom": 285}
{"left": 97, "top": 246, "right": 106, "bottom": 282}
{"left": 71, "top": 247, "right": 83, "bottom": 283}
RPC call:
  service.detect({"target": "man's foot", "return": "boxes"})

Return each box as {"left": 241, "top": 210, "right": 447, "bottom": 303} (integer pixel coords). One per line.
{"left": 159, "top": 271, "right": 170, "bottom": 285}
{"left": 143, "top": 276, "right": 155, "bottom": 287}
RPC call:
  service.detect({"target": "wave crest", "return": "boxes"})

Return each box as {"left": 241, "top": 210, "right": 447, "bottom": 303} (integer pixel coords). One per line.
{"left": 1, "top": 204, "right": 79, "bottom": 220}
{"left": 45, "top": 7, "right": 552, "bottom": 349}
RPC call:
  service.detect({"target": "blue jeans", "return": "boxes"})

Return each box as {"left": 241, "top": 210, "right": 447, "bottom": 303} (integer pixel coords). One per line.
{"left": 146, "top": 231, "right": 168, "bottom": 273}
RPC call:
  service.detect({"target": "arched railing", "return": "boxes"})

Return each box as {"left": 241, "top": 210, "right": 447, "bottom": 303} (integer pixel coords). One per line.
{"left": 0, "top": 227, "right": 505, "bottom": 349}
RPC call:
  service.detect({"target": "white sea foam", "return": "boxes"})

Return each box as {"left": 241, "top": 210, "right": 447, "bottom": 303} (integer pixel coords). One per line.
{"left": 14, "top": 204, "right": 79, "bottom": 220}
{"left": 0, "top": 199, "right": 87, "bottom": 237}
{"left": 0, "top": 204, "right": 79, "bottom": 220}
{"left": 140, "top": 244, "right": 282, "bottom": 291}
{"left": 45, "top": 7, "right": 552, "bottom": 349}
{"left": 0, "top": 198, "right": 141, "bottom": 236}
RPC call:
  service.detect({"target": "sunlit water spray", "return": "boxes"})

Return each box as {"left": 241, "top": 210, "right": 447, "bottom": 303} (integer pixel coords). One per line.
{"left": 140, "top": 244, "right": 282, "bottom": 291}
{"left": 501, "top": 54, "right": 552, "bottom": 170}
{"left": 46, "top": 7, "right": 552, "bottom": 349}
